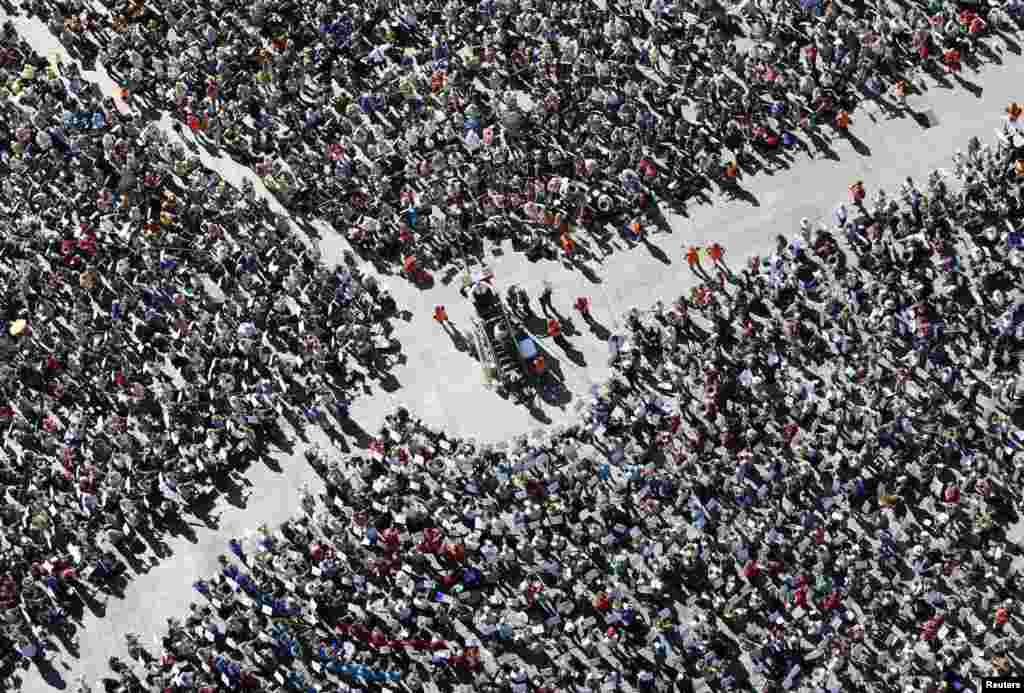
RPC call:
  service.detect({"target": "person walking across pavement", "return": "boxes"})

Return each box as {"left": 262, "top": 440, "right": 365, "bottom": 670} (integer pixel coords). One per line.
{"left": 687, "top": 246, "right": 710, "bottom": 279}
{"left": 433, "top": 305, "right": 456, "bottom": 339}
{"left": 574, "top": 296, "right": 593, "bottom": 323}
{"left": 707, "top": 242, "right": 725, "bottom": 268}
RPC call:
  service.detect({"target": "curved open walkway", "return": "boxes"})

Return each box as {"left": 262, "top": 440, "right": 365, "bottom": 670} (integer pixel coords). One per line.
{"left": 8, "top": 8, "right": 1024, "bottom": 690}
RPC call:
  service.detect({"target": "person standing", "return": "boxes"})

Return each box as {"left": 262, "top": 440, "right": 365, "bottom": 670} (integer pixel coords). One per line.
{"left": 836, "top": 109, "right": 850, "bottom": 131}
{"left": 687, "top": 246, "right": 709, "bottom": 278}
{"left": 574, "top": 296, "right": 592, "bottom": 322}
{"left": 547, "top": 318, "right": 561, "bottom": 339}
{"left": 707, "top": 242, "right": 724, "bottom": 267}
{"left": 893, "top": 80, "right": 908, "bottom": 108}
{"left": 850, "top": 181, "right": 866, "bottom": 207}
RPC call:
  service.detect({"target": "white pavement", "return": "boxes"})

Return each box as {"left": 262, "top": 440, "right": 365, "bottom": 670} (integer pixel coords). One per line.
{"left": 9, "top": 11, "right": 1024, "bottom": 691}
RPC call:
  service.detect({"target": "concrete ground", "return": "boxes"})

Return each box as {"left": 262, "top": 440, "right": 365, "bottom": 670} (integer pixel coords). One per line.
{"left": 8, "top": 10, "right": 1024, "bottom": 691}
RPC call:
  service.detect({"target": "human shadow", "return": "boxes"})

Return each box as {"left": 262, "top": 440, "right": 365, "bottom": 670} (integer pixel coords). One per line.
{"left": 186, "top": 490, "right": 223, "bottom": 531}
{"left": 161, "top": 513, "right": 199, "bottom": 545}
{"left": 520, "top": 309, "right": 554, "bottom": 337}
{"left": 997, "top": 30, "right": 1022, "bottom": 54}
{"left": 441, "top": 322, "right": 471, "bottom": 352}
{"left": 973, "top": 39, "right": 1004, "bottom": 66}
{"left": 760, "top": 150, "right": 792, "bottom": 173}
{"left": 952, "top": 72, "right": 984, "bottom": 98}
{"left": 553, "top": 334, "right": 587, "bottom": 367}
{"left": 71, "top": 581, "right": 108, "bottom": 619}
{"left": 321, "top": 422, "right": 351, "bottom": 452}
{"left": 112, "top": 539, "right": 152, "bottom": 577}
{"left": 929, "top": 69, "right": 955, "bottom": 90}
{"left": 585, "top": 228, "right": 617, "bottom": 258}
{"left": 378, "top": 373, "right": 402, "bottom": 392}
{"left": 838, "top": 129, "right": 872, "bottom": 157}
{"left": 260, "top": 421, "right": 297, "bottom": 457}
{"left": 641, "top": 237, "right": 672, "bottom": 265}
{"left": 722, "top": 183, "right": 760, "bottom": 207}
{"left": 340, "top": 416, "right": 374, "bottom": 449}
{"left": 136, "top": 524, "right": 174, "bottom": 561}
{"left": 864, "top": 91, "right": 905, "bottom": 120}
{"left": 785, "top": 133, "right": 816, "bottom": 160}
{"left": 808, "top": 131, "right": 840, "bottom": 160}
{"left": 48, "top": 622, "right": 79, "bottom": 660}
{"left": 280, "top": 408, "right": 311, "bottom": 445}
{"left": 646, "top": 204, "right": 674, "bottom": 233}
{"left": 32, "top": 656, "right": 66, "bottom": 690}
{"left": 908, "top": 109, "right": 937, "bottom": 130}
{"left": 525, "top": 399, "right": 552, "bottom": 424}
{"left": 576, "top": 261, "right": 604, "bottom": 284}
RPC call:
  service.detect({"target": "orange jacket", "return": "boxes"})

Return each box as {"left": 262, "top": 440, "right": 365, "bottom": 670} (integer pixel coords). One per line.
{"left": 686, "top": 248, "right": 700, "bottom": 266}
{"left": 433, "top": 306, "right": 448, "bottom": 322}
{"left": 446, "top": 543, "right": 466, "bottom": 562}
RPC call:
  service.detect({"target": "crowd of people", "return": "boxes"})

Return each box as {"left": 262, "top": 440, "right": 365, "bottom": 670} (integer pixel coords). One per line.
{"left": 3, "top": 0, "right": 1024, "bottom": 688}
{"left": 87, "top": 128, "right": 1024, "bottom": 692}
{"left": 0, "top": 23, "right": 403, "bottom": 673}
{"left": 29, "top": 0, "right": 1024, "bottom": 279}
